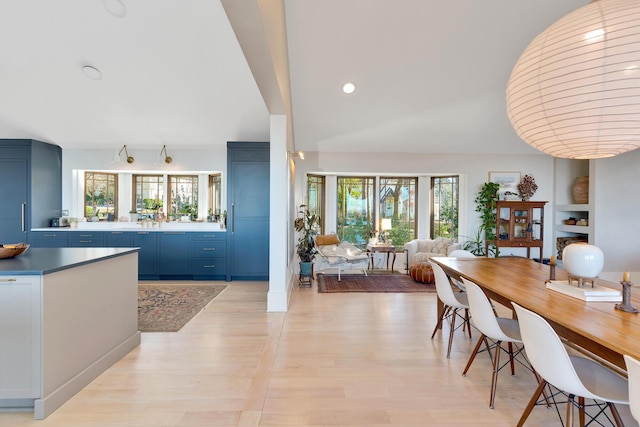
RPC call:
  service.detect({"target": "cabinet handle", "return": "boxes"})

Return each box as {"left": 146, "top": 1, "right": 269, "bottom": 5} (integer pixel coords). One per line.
{"left": 137, "top": 232, "right": 150, "bottom": 235}
{"left": 203, "top": 248, "right": 215, "bottom": 251}
{"left": 231, "top": 203, "right": 234, "bottom": 234}
{"left": 203, "top": 234, "right": 215, "bottom": 238}
{"left": 21, "top": 202, "right": 26, "bottom": 232}
{"left": 80, "top": 240, "right": 92, "bottom": 243}
{"left": 0, "top": 278, "right": 17, "bottom": 282}
{"left": 164, "top": 232, "right": 186, "bottom": 235}
{"left": 203, "top": 265, "right": 215, "bottom": 268}
{"left": 111, "top": 232, "right": 123, "bottom": 235}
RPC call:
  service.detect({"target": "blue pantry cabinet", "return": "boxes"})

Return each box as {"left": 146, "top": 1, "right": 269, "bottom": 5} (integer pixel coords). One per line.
{"left": 226, "top": 142, "right": 269, "bottom": 281}
{"left": 0, "top": 140, "right": 62, "bottom": 243}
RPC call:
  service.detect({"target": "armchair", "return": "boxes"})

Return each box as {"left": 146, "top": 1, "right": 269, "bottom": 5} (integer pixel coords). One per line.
{"left": 404, "top": 237, "right": 461, "bottom": 266}
{"left": 314, "top": 234, "right": 369, "bottom": 281}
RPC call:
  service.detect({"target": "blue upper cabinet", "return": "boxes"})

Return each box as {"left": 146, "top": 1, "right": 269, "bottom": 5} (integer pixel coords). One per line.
{"left": 226, "top": 142, "right": 269, "bottom": 281}
{"left": 0, "top": 140, "right": 62, "bottom": 244}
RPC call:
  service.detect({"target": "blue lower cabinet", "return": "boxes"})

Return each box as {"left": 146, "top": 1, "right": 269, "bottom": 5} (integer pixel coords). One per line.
{"left": 68, "top": 232, "right": 105, "bottom": 247}
{"left": 133, "top": 232, "right": 158, "bottom": 279}
{"left": 158, "top": 232, "right": 191, "bottom": 276}
{"left": 106, "top": 231, "right": 133, "bottom": 247}
{"left": 191, "top": 232, "right": 227, "bottom": 279}
{"left": 29, "top": 231, "right": 68, "bottom": 248}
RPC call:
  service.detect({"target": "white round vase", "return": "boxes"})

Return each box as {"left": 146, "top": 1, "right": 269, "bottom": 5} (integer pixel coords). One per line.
{"left": 562, "top": 243, "right": 604, "bottom": 279}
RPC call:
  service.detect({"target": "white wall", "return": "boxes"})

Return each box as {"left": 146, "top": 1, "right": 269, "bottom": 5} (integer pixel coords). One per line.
{"left": 295, "top": 151, "right": 556, "bottom": 259}
{"left": 62, "top": 148, "right": 227, "bottom": 219}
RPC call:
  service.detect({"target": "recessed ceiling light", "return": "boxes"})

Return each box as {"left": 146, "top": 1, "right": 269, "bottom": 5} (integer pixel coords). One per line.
{"left": 82, "top": 65, "right": 102, "bottom": 80}
{"left": 103, "top": 0, "right": 126, "bottom": 18}
{"left": 342, "top": 82, "right": 356, "bottom": 94}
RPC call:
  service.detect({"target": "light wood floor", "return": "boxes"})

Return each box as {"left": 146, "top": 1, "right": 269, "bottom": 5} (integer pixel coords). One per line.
{"left": 1, "top": 277, "right": 635, "bottom": 427}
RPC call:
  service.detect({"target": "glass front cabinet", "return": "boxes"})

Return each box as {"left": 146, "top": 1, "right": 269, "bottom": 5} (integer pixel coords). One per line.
{"left": 494, "top": 200, "right": 547, "bottom": 262}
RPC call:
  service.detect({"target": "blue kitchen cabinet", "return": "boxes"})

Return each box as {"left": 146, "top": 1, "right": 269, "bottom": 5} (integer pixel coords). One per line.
{"left": 133, "top": 231, "right": 158, "bottom": 279}
{"left": 68, "top": 232, "right": 105, "bottom": 247}
{"left": 105, "top": 231, "right": 133, "bottom": 247}
{"left": 29, "top": 231, "right": 68, "bottom": 248}
{"left": 191, "top": 232, "right": 227, "bottom": 279}
{"left": 0, "top": 140, "right": 62, "bottom": 244}
{"left": 226, "top": 142, "right": 269, "bottom": 281}
{"left": 158, "top": 232, "right": 191, "bottom": 277}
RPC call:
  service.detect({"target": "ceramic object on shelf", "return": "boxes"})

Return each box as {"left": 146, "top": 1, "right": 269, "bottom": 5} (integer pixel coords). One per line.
{"left": 572, "top": 176, "right": 589, "bottom": 204}
{"left": 562, "top": 243, "right": 603, "bottom": 279}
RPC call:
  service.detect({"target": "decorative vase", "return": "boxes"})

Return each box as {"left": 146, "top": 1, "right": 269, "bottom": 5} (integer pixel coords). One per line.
{"left": 572, "top": 176, "right": 589, "bottom": 204}
{"left": 562, "top": 243, "right": 604, "bottom": 279}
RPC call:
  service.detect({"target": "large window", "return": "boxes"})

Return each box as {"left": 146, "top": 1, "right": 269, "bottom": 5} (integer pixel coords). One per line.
{"left": 379, "top": 177, "right": 417, "bottom": 245}
{"left": 133, "top": 174, "right": 164, "bottom": 219}
{"left": 85, "top": 172, "right": 118, "bottom": 220}
{"left": 208, "top": 174, "right": 222, "bottom": 220}
{"left": 306, "top": 175, "right": 325, "bottom": 233}
{"left": 431, "top": 175, "right": 459, "bottom": 239}
{"left": 337, "top": 177, "right": 375, "bottom": 247}
{"left": 169, "top": 175, "right": 198, "bottom": 219}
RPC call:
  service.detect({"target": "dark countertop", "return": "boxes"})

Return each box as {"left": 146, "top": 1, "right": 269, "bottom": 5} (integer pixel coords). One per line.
{"left": 0, "top": 247, "right": 139, "bottom": 275}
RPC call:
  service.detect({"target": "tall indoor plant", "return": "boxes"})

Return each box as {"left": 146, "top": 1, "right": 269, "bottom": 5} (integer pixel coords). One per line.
{"left": 294, "top": 205, "right": 319, "bottom": 277}
{"left": 463, "top": 182, "right": 499, "bottom": 256}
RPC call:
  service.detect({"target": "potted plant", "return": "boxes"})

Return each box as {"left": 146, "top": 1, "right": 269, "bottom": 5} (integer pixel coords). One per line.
{"left": 294, "top": 205, "right": 319, "bottom": 279}
{"left": 464, "top": 182, "right": 500, "bottom": 257}
{"left": 129, "top": 209, "right": 138, "bottom": 222}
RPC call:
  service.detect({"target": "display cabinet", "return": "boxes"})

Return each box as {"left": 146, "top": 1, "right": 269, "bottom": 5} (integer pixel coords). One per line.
{"left": 494, "top": 200, "right": 547, "bottom": 262}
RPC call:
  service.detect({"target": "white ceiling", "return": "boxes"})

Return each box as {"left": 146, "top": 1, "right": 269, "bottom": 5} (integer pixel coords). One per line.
{"left": 0, "top": 0, "right": 589, "bottom": 154}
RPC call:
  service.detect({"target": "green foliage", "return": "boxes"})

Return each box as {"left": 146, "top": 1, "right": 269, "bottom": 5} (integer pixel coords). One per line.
{"left": 294, "top": 205, "right": 320, "bottom": 262}
{"left": 469, "top": 182, "right": 500, "bottom": 256}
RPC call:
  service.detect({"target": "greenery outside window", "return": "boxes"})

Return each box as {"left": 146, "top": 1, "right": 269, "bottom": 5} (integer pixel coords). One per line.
{"left": 169, "top": 175, "right": 198, "bottom": 219}
{"left": 379, "top": 177, "right": 417, "bottom": 246}
{"left": 306, "top": 175, "right": 325, "bottom": 234}
{"left": 337, "top": 177, "right": 374, "bottom": 247}
{"left": 431, "top": 175, "right": 459, "bottom": 239}
{"left": 85, "top": 172, "right": 117, "bottom": 220}
{"left": 133, "top": 174, "right": 164, "bottom": 219}
{"left": 208, "top": 174, "right": 222, "bottom": 221}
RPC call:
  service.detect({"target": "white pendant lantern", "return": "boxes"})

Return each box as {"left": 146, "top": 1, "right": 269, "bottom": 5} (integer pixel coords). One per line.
{"left": 507, "top": 0, "right": 640, "bottom": 159}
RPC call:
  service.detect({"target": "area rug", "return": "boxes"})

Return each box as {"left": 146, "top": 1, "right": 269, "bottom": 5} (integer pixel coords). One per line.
{"left": 316, "top": 273, "right": 436, "bottom": 293}
{"left": 138, "top": 284, "right": 227, "bottom": 332}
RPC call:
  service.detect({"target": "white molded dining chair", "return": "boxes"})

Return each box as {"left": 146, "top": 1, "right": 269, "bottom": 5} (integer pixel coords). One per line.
{"left": 624, "top": 354, "right": 640, "bottom": 423}
{"left": 447, "top": 250, "right": 476, "bottom": 290}
{"left": 461, "top": 278, "right": 534, "bottom": 409}
{"left": 429, "top": 261, "right": 471, "bottom": 358}
{"left": 513, "top": 303, "right": 628, "bottom": 427}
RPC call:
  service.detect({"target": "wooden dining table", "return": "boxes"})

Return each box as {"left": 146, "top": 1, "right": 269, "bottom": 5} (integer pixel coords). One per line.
{"left": 430, "top": 256, "right": 640, "bottom": 370}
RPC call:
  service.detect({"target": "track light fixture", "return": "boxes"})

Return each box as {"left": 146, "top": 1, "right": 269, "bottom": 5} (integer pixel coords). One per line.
{"left": 288, "top": 150, "right": 304, "bottom": 160}
{"left": 159, "top": 145, "right": 173, "bottom": 164}
{"left": 112, "top": 145, "right": 134, "bottom": 164}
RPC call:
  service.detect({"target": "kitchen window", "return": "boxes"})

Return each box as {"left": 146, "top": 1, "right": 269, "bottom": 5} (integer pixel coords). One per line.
{"left": 169, "top": 175, "right": 198, "bottom": 219}
{"left": 84, "top": 172, "right": 118, "bottom": 220}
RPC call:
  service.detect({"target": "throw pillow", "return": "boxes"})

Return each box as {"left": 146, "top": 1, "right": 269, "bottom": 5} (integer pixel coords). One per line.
{"left": 417, "top": 240, "right": 434, "bottom": 252}
{"left": 433, "top": 237, "right": 454, "bottom": 254}
{"left": 316, "top": 234, "right": 340, "bottom": 246}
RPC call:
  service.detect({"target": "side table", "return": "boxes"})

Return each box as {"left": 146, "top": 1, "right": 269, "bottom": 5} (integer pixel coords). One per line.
{"left": 366, "top": 244, "right": 397, "bottom": 272}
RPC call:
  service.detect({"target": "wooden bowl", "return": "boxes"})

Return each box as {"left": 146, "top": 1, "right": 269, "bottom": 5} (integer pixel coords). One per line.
{"left": 0, "top": 243, "right": 30, "bottom": 259}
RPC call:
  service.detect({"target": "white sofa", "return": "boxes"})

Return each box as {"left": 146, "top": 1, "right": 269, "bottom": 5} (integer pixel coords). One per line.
{"left": 404, "top": 237, "right": 461, "bottom": 266}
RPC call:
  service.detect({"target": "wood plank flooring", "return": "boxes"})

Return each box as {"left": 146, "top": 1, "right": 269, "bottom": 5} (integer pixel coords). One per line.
{"left": 1, "top": 278, "right": 635, "bottom": 426}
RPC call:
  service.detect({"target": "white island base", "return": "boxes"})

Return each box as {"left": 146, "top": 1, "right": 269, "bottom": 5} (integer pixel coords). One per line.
{"left": 0, "top": 248, "right": 140, "bottom": 419}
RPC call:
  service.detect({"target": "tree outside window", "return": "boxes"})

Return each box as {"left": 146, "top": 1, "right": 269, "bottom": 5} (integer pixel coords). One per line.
{"left": 133, "top": 175, "right": 164, "bottom": 219}
{"left": 379, "top": 177, "right": 417, "bottom": 246}
{"left": 431, "top": 176, "right": 459, "bottom": 239}
{"left": 306, "top": 175, "right": 325, "bottom": 234}
{"left": 337, "top": 177, "right": 374, "bottom": 247}
{"left": 169, "top": 175, "right": 198, "bottom": 219}
{"left": 85, "top": 172, "right": 117, "bottom": 220}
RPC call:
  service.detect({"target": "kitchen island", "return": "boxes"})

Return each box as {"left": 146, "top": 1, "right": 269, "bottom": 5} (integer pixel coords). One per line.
{"left": 0, "top": 247, "right": 140, "bottom": 419}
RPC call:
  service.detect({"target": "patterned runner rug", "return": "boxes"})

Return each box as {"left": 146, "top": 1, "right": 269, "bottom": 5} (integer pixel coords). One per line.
{"left": 316, "top": 273, "right": 435, "bottom": 293}
{"left": 138, "top": 284, "right": 227, "bottom": 332}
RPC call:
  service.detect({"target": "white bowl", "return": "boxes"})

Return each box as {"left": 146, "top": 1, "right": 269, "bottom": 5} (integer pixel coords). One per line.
{"left": 562, "top": 243, "right": 604, "bottom": 279}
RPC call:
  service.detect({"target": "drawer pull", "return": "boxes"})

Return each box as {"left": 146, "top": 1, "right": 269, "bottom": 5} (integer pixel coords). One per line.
{"left": 0, "top": 278, "right": 17, "bottom": 282}
{"left": 203, "top": 265, "right": 215, "bottom": 268}
{"left": 203, "top": 248, "right": 215, "bottom": 251}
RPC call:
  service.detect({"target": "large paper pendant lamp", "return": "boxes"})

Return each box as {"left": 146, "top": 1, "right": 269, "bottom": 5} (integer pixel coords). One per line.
{"left": 506, "top": 0, "right": 640, "bottom": 159}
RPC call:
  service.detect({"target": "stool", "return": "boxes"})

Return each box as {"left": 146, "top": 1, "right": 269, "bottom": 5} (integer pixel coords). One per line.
{"left": 409, "top": 262, "right": 435, "bottom": 284}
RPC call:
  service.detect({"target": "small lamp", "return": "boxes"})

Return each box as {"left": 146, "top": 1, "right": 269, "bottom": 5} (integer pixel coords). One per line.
{"left": 111, "top": 145, "right": 134, "bottom": 164}
{"left": 380, "top": 218, "right": 392, "bottom": 243}
{"left": 288, "top": 150, "right": 304, "bottom": 160}
{"left": 159, "top": 145, "right": 172, "bottom": 164}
